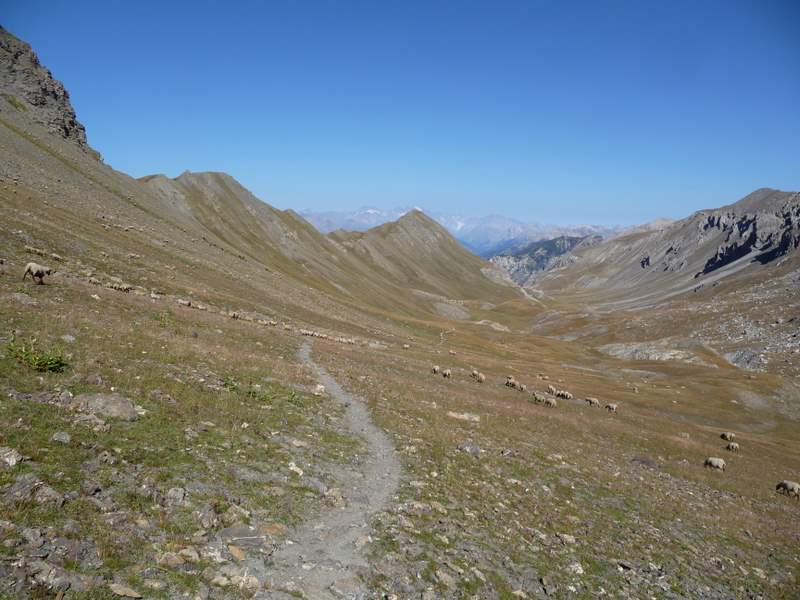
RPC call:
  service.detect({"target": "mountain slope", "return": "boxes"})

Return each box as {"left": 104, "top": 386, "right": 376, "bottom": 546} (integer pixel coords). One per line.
{"left": 489, "top": 235, "right": 602, "bottom": 285}
{"left": 329, "top": 210, "right": 517, "bottom": 303}
{"left": 530, "top": 188, "right": 800, "bottom": 304}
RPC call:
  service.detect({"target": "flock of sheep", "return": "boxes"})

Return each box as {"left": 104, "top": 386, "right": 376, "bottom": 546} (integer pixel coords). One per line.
{"left": 430, "top": 365, "right": 799, "bottom": 500}
{"left": 702, "top": 433, "right": 799, "bottom": 499}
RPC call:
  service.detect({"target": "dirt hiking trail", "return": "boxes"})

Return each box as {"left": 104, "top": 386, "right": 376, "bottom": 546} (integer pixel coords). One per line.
{"left": 256, "top": 342, "right": 401, "bottom": 598}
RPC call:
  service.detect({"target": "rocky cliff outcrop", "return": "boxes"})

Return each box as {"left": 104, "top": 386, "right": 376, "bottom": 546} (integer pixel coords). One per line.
{"left": 490, "top": 235, "right": 601, "bottom": 286}
{"left": 696, "top": 190, "right": 800, "bottom": 276}
{"left": 0, "top": 26, "right": 95, "bottom": 155}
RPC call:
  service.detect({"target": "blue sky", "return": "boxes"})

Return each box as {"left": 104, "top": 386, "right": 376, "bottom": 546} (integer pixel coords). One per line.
{"left": 5, "top": 1, "right": 800, "bottom": 225}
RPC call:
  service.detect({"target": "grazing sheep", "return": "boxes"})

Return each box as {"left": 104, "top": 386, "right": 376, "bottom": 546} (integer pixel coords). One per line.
{"left": 544, "top": 397, "right": 557, "bottom": 408}
{"left": 470, "top": 371, "right": 486, "bottom": 384}
{"left": 532, "top": 391, "right": 547, "bottom": 404}
{"left": 775, "top": 480, "right": 800, "bottom": 499}
{"left": 547, "top": 384, "right": 557, "bottom": 395}
{"left": 505, "top": 376, "right": 518, "bottom": 388}
{"left": 432, "top": 365, "right": 440, "bottom": 375}
{"left": 605, "top": 403, "right": 618, "bottom": 413}
{"left": 22, "top": 262, "right": 51, "bottom": 284}
{"left": 726, "top": 442, "right": 739, "bottom": 452}
{"left": 442, "top": 369, "right": 452, "bottom": 379}
{"left": 519, "top": 384, "right": 527, "bottom": 393}
{"left": 585, "top": 397, "right": 600, "bottom": 407}
{"left": 555, "top": 389, "right": 573, "bottom": 400}
{"left": 720, "top": 432, "right": 735, "bottom": 441}
{"left": 704, "top": 457, "right": 726, "bottom": 471}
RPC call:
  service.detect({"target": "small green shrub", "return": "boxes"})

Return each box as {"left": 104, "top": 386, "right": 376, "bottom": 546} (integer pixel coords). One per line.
{"left": 222, "top": 375, "right": 240, "bottom": 392}
{"left": 8, "top": 335, "right": 68, "bottom": 372}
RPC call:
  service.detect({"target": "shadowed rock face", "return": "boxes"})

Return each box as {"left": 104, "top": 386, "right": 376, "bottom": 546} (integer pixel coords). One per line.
{"left": 0, "top": 26, "right": 95, "bottom": 154}
{"left": 697, "top": 191, "right": 800, "bottom": 275}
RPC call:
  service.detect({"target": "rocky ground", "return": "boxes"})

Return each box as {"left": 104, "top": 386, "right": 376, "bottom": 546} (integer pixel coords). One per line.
{"left": 0, "top": 278, "right": 372, "bottom": 599}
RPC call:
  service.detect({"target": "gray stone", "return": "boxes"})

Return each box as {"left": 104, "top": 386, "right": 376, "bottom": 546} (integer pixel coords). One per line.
{"left": 73, "top": 393, "right": 138, "bottom": 420}
{"left": 457, "top": 441, "right": 482, "bottom": 456}
{"left": 0, "top": 446, "right": 24, "bottom": 468}
{"left": 51, "top": 431, "right": 71, "bottom": 444}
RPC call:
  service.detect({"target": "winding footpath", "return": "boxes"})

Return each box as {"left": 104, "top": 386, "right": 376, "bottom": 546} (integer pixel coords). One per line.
{"left": 257, "top": 343, "right": 401, "bottom": 598}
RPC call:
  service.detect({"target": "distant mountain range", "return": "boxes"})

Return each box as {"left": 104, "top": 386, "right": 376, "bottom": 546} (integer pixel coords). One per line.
{"left": 300, "top": 207, "right": 627, "bottom": 256}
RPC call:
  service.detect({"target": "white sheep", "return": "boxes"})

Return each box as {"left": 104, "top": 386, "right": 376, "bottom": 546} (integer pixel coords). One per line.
{"left": 605, "top": 403, "right": 618, "bottom": 413}
{"left": 442, "top": 369, "right": 452, "bottom": 379}
{"left": 519, "top": 383, "right": 527, "bottom": 393}
{"left": 726, "top": 442, "right": 739, "bottom": 452}
{"left": 23, "top": 262, "right": 52, "bottom": 284}
{"left": 720, "top": 432, "right": 735, "bottom": 441}
{"left": 471, "top": 371, "right": 485, "bottom": 383}
{"left": 432, "top": 365, "right": 440, "bottom": 375}
{"left": 585, "top": 397, "right": 600, "bottom": 407}
{"left": 704, "top": 457, "right": 726, "bottom": 471}
{"left": 547, "top": 384, "right": 557, "bottom": 395}
{"left": 775, "top": 480, "right": 800, "bottom": 499}
{"left": 544, "top": 397, "right": 557, "bottom": 408}
{"left": 532, "top": 391, "right": 547, "bottom": 404}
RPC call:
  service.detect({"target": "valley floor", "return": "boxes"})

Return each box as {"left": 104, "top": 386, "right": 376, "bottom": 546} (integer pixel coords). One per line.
{"left": 1, "top": 262, "right": 798, "bottom": 599}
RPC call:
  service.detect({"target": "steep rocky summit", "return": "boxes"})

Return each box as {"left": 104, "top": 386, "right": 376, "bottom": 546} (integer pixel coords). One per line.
{"left": 0, "top": 26, "right": 94, "bottom": 154}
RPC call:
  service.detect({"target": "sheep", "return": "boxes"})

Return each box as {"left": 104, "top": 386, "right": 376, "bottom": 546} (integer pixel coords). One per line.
{"left": 519, "top": 383, "right": 527, "bottom": 393}
{"left": 544, "top": 397, "right": 557, "bottom": 408}
{"left": 726, "top": 442, "right": 740, "bottom": 452}
{"left": 22, "top": 262, "right": 52, "bottom": 284}
{"left": 470, "top": 370, "right": 485, "bottom": 384}
{"left": 775, "top": 480, "right": 800, "bottom": 499}
{"left": 720, "top": 432, "right": 735, "bottom": 441}
{"left": 547, "top": 384, "right": 557, "bottom": 395}
{"left": 585, "top": 397, "right": 600, "bottom": 407}
{"left": 704, "top": 457, "right": 726, "bottom": 471}
{"left": 432, "top": 365, "right": 440, "bottom": 375}
{"left": 471, "top": 369, "right": 479, "bottom": 379}
{"left": 605, "top": 403, "right": 618, "bottom": 413}
{"left": 556, "top": 389, "right": 573, "bottom": 400}
{"left": 442, "top": 369, "right": 452, "bottom": 379}
{"left": 505, "top": 376, "right": 518, "bottom": 389}
{"left": 532, "top": 391, "right": 547, "bottom": 404}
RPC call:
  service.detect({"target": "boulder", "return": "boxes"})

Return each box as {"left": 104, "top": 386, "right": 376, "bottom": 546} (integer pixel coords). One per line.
{"left": 73, "top": 393, "right": 138, "bottom": 421}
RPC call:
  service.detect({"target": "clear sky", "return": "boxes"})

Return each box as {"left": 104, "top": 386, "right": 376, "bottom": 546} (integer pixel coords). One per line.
{"left": 4, "top": 0, "right": 800, "bottom": 225}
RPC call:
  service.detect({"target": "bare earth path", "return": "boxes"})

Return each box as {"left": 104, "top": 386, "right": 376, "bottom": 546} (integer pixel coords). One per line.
{"left": 257, "top": 343, "right": 401, "bottom": 598}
